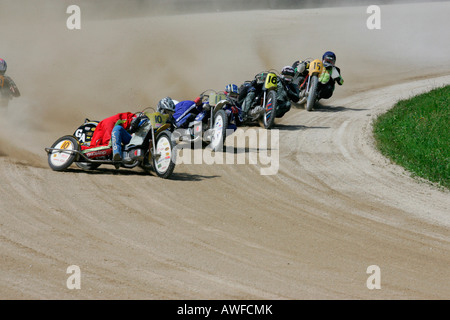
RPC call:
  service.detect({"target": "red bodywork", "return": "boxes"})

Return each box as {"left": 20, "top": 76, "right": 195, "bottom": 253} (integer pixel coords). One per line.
{"left": 80, "top": 112, "right": 135, "bottom": 157}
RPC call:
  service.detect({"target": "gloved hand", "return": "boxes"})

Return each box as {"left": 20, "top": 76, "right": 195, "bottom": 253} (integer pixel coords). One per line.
{"left": 114, "top": 119, "right": 126, "bottom": 127}
{"left": 167, "top": 114, "right": 176, "bottom": 127}
{"left": 129, "top": 114, "right": 148, "bottom": 133}
{"left": 194, "top": 96, "right": 202, "bottom": 106}
{"left": 203, "top": 103, "right": 211, "bottom": 112}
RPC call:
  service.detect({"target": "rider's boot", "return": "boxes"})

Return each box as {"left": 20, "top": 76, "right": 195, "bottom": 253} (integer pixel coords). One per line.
{"left": 241, "top": 110, "right": 248, "bottom": 122}
{"left": 113, "top": 152, "right": 121, "bottom": 169}
{"left": 241, "top": 91, "right": 254, "bottom": 122}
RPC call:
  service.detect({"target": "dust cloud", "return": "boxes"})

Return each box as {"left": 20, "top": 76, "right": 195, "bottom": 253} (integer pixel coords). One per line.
{"left": 0, "top": 0, "right": 449, "bottom": 161}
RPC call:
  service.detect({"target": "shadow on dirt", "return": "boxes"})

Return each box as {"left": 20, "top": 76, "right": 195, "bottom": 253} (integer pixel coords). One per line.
{"left": 64, "top": 166, "right": 220, "bottom": 181}
{"left": 65, "top": 167, "right": 149, "bottom": 176}
{"left": 293, "top": 102, "right": 368, "bottom": 112}
{"left": 274, "top": 124, "right": 330, "bottom": 131}
{"left": 310, "top": 103, "right": 368, "bottom": 112}
{"left": 229, "top": 146, "right": 269, "bottom": 154}
{"left": 169, "top": 172, "right": 220, "bottom": 181}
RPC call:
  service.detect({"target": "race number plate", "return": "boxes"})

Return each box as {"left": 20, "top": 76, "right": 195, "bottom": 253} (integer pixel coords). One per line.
{"left": 309, "top": 59, "right": 323, "bottom": 76}
{"left": 265, "top": 72, "right": 278, "bottom": 90}
{"left": 146, "top": 112, "right": 169, "bottom": 129}
{"left": 208, "top": 92, "right": 228, "bottom": 107}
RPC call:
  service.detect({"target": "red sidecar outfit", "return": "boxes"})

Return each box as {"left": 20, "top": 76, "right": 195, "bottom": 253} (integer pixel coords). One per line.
{"left": 80, "top": 112, "right": 135, "bottom": 157}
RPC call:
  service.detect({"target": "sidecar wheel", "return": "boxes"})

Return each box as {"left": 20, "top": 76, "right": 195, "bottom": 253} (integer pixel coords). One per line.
{"left": 48, "top": 136, "right": 79, "bottom": 171}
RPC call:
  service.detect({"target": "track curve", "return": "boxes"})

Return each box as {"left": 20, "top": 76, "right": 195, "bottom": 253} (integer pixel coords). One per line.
{"left": 1, "top": 2, "right": 449, "bottom": 299}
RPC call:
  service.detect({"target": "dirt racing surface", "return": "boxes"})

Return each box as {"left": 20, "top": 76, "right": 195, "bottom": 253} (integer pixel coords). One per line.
{"left": 0, "top": 1, "right": 449, "bottom": 299}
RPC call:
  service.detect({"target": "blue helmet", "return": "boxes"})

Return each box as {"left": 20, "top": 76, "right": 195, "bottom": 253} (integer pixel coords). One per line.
{"left": 322, "top": 51, "right": 336, "bottom": 67}
{"left": 0, "top": 59, "right": 7, "bottom": 75}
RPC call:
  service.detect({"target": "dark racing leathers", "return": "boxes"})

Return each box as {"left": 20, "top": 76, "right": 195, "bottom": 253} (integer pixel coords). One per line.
{"left": 239, "top": 77, "right": 299, "bottom": 119}
{"left": 238, "top": 80, "right": 264, "bottom": 118}
{"left": 0, "top": 75, "right": 20, "bottom": 107}
{"left": 276, "top": 78, "right": 300, "bottom": 118}
{"left": 317, "top": 66, "right": 344, "bottom": 100}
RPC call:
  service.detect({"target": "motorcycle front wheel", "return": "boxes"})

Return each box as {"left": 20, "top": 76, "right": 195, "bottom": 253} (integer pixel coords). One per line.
{"left": 152, "top": 131, "right": 176, "bottom": 179}
{"left": 208, "top": 109, "right": 228, "bottom": 152}
{"left": 306, "top": 75, "right": 318, "bottom": 112}
{"left": 262, "top": 90, "right": 277, "bottom": 129}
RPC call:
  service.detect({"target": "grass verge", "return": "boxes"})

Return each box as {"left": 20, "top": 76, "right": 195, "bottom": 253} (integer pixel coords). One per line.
{"left": 373, "top": 85, "right": 449, "bottom": 189}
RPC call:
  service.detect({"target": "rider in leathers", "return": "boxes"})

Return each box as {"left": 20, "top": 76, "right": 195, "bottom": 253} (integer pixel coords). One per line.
{"left": 292, "top": 51, "right": 344, "bottom": 101}
{"left": 238, "top": 73, "right": 265, "bottom": 121}
{"left": 317, "top": 51, "right": 344, "bottom": 99}
{"left": 0, "top": 58, "right": 20, "bottom": 107}
{"left": 172, "top": 97, "right": 204, "bottom": 129}
{"left": 276, "top": 66, "right": 300, "bottom": 118}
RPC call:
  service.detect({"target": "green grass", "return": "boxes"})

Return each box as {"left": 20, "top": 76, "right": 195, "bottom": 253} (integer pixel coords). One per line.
{"left": 373, "top": 85, "right": 450, "bottom": 189}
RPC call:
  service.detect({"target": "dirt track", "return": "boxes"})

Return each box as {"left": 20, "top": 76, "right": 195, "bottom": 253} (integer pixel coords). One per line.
{"left": 0, "top": 2, "right": 449, "bottom": 299}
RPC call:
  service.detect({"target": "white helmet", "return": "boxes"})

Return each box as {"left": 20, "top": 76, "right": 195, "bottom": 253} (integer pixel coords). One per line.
{"left": 157, "top": 97, "right": 176, "bottom": 114}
